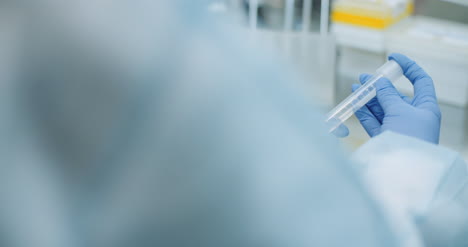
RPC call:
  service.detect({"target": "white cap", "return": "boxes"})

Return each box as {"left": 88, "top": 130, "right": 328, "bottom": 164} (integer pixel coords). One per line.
{"left": 376, "top": 60, "right": 403, "bottom": 82}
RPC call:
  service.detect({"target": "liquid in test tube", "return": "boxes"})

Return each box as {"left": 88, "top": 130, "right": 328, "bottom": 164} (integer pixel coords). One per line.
{"left": 325, "top": 60, "right": 403, "bottom": 134}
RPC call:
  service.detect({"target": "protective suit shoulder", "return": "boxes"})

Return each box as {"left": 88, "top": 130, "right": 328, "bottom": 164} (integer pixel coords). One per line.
{"left": 353, "top": 131, "right": 468, "bottom": 247}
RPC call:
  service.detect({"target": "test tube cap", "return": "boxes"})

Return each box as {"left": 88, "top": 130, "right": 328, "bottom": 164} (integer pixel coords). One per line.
{"left": 376, "top": 60, "right": 403, "bottom": 82}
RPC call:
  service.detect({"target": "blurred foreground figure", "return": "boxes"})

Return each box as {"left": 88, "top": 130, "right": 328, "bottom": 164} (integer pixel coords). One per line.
{"left": 0, "top": 1, "right": 467, "bottom": 247}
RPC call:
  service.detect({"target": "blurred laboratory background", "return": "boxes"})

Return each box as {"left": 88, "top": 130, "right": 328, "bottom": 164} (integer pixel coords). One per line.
{"left": 0, "top": 2, "right": 467, "bottom": 247}
{"left": 207, "top": 0, "right": 468, "bottom": 155}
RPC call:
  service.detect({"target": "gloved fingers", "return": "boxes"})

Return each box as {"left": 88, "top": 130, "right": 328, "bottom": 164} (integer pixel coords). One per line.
{"left": 359, "top": 73, "right": 373, "bottom": 84}
{"left": 331, "top": 124, "right": 349, "bottom": 138}
{"left": 357, "top": 74, "right": 384, "bottom": 122}
{"left": 400, "top": 93, "right": 412, "bottom": 104}
{"left": 352, "top": 83, "right": 384, "bottom": 123}
{"left": 352, "top": 83, "right": 361, "bottom": 91}
{"left": 375, "top": 77, "right": 405, "bottom": 113}
{"left": 354, "top": 104, "right": 381, "bottom": 137}
{"left": 360, "top": 73, "right": 411, "bottom": 104}
{"left": 388, "top": 53, "right": 438, "bottom": 108}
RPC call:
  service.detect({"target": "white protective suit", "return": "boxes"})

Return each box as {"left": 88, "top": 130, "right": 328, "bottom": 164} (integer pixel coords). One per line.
{"left": 0, "top": 1, "right": 466, "bottom": 247}
{"left": 354, "top": 132, "right": 468, "bottom": 247}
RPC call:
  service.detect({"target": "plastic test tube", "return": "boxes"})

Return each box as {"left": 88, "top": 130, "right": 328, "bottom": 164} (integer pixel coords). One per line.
{"left": 325, "top": 60, "right": 403, "bottom": 134}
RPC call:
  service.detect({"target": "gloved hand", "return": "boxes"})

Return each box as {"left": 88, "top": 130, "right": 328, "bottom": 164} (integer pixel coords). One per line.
{"left": 351, "top": 53, "right": 441, "bottom": 144}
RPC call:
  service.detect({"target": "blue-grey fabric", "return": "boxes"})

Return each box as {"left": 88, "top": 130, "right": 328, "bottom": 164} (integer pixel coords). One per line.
{"left": 0, "top": 1, "right": 400, "bottom": 247}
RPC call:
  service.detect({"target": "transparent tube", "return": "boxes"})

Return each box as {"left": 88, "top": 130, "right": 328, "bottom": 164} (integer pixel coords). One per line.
{"left": 326, "top": 60, "right": 403, "bottom": 134}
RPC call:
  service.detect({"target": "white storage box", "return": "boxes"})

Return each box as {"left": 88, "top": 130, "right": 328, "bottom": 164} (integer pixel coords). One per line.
{"left": 332, "top": 23, "right": 388, "bottom": 53}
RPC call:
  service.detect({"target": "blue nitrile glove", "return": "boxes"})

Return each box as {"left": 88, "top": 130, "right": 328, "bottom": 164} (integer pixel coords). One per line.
{"left": 351, "top": 53, "right": 441, "bottom": 144}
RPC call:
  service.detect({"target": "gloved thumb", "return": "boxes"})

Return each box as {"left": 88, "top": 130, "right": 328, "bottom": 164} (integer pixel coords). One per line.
{"left": 375, "top": 77, "right": 404, "bottom": 112}
{"left": 331, "top": 123, "right": 349, "bottom": 138}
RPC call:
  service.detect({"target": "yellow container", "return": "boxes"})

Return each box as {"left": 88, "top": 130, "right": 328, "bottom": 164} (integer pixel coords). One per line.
{"left": 332, "top": 0, "right": 413, "bottom": 29}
